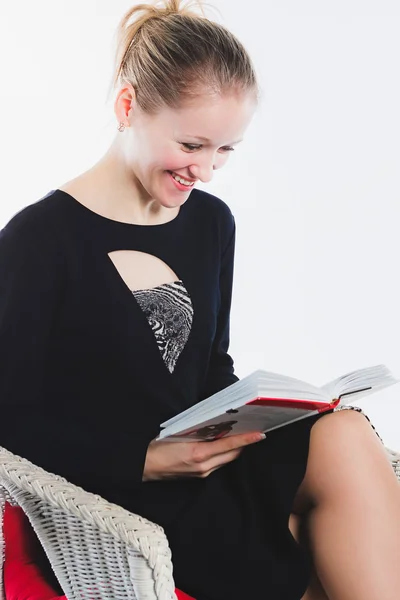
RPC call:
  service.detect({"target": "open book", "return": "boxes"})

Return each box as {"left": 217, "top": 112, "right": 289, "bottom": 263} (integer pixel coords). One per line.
{"left": 158, "top": 364, "right": 398, "bottom": 442}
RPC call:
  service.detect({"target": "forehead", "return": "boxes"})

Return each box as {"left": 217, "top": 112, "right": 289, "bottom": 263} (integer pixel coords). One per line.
{"left": 156, "top": 92, "right": 257, "bottom": 142}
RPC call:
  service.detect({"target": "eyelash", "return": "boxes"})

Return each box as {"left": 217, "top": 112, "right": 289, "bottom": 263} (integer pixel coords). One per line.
{"left": 181, "top": 143, "right": 235, "bottom": 152}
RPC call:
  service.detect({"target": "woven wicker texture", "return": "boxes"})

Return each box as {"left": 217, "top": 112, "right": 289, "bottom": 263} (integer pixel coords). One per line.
{"left": 0, "top": 414, "right": 399, "bottom": 600}
{"left": 0, "top": 446, "right": 177, "bottom": 600}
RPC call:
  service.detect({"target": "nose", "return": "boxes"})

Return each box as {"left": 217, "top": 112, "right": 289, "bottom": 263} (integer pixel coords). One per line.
{"left": 189, "top": 156, "right": 215, "bottom": 183}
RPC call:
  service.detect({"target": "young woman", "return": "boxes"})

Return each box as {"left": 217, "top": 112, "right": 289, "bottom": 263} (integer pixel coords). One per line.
{"left": 0, "top": 1, "right": 399, "bottom": 599}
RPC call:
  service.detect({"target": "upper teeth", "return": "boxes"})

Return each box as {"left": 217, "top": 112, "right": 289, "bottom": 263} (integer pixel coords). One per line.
{"left": 171, "top": 172, "right": 193, "bottom": 186}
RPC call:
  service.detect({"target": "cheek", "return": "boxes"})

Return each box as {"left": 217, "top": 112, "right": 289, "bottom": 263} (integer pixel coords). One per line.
{"left": 166, "top": 147, "right": 188, "bottom": 166}
{"left": 154, "top": 147, "right": 186, "bottom": 173}
{"left": 138, "top": 140, "right": 177, "bottom": 173}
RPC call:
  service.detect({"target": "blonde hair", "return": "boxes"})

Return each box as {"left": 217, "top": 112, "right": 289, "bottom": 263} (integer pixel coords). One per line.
{"left": 109, "top": 0, "right": 259, "bottom": 113}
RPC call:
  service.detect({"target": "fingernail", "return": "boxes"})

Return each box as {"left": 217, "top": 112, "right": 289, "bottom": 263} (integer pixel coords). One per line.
{"left": 256, "top": 433, "right": 266, "bottom": 441}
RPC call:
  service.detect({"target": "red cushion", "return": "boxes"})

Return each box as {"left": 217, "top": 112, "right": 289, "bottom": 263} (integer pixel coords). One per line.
{"left": 3, "top": 502, "right": 65, "bottom": 600}
{"left": 3, "top": 502, "right": 195, "bottom": 600}
{"left": 175, "top": 591, "right": 196, "bottom": 600}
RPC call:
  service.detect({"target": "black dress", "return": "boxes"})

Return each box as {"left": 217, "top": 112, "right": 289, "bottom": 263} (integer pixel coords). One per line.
{"left": 0, "top": 188, "right": 324, "bottom": 599}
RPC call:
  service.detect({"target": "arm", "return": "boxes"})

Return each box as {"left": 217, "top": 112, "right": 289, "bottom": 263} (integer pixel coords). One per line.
{"left": 0, "top": 216, "right": 150, "bottom": 492}
{"left": 199, "top": 214, "right": 239, "bottom": 401}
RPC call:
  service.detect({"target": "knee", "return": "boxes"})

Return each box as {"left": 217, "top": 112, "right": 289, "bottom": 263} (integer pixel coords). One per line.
{"left": 304, "top": 409, "right": 387, "bottom": 502}
{"left": 311, "top": 408, "right": 377, "bottom": 451}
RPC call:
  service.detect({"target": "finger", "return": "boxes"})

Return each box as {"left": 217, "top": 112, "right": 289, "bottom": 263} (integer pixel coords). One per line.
{"left": 199, "top": 431, "right": 265, "bottom": 461}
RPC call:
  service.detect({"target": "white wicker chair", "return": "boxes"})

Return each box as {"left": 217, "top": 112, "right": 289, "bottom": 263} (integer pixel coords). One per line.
{"left": 0, "top": 445, "right": 178, "bottom": 600}
{"left": 1, "top": 439, "right": 399, "bottom": 600}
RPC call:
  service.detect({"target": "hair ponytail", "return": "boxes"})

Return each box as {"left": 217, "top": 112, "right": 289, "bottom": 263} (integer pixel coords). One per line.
{"left": 109, "top": 0, "right": 258, "bottom": 113}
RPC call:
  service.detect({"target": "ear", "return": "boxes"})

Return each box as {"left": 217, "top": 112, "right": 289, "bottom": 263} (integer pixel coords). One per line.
{"left": 114, "top": 82, "right": 137, "bottom": 126}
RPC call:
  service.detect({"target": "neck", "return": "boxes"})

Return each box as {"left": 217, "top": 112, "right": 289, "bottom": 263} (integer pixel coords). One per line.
{"left": 67, "top": 138, "right": 180, "bottom": 226}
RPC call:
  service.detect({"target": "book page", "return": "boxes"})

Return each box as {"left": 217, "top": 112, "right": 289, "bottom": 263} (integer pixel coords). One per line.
{"left": 320, "top": 364, "right": 398, "bottom": 401}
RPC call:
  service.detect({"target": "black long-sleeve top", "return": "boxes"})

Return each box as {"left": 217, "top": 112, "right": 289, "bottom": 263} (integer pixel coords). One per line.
{"left": 0, "top": 189, "right": 316, "bottom": 600}
{"left": 0, "top": 188, "right": 238, "bottom": 512}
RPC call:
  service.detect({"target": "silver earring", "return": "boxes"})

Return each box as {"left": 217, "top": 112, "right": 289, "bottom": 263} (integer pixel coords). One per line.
{"left": 118, "top": 122, "right": 126, "bottom": 132}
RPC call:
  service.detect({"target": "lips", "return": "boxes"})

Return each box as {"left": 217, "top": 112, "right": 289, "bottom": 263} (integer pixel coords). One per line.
{"left": 168, "top": 171, "right": 197, "bottom": 184}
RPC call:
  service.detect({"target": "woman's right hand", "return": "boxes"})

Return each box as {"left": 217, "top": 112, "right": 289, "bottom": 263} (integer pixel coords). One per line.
{"left": 142, "top": 432, "right": 266, "bottom": 481}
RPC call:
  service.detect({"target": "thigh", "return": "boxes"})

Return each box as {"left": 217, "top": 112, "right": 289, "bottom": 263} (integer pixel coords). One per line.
{"left": 293, "top": 407, "right": 389, "bottom": 510}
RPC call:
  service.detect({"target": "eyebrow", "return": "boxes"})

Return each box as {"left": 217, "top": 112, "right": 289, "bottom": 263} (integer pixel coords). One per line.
{"left": 183, "top": 135, "right": 243, "bottom": 145}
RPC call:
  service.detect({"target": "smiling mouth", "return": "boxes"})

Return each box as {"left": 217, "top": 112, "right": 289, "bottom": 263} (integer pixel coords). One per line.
{"left": 167, "top": 171, "right": 196, "bottom": 186}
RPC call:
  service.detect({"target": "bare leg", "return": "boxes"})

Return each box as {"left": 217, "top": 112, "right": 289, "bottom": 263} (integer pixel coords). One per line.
{"left": 294, "top": 409, "right": 400, "bottom": 600}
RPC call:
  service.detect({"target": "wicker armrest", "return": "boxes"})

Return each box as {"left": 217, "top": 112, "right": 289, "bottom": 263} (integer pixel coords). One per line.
{"left": 0, "top": 446, "right": 177, "bottom": 600}
{"left": 386, "top": 447, "right": 400, "bottom": 481}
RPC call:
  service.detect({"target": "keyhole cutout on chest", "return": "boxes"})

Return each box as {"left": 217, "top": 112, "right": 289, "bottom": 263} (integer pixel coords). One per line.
{"left": 108, "top": 250, "right": 180, "bottom": 292}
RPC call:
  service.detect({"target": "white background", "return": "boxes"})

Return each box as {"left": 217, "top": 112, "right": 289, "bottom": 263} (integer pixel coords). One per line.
{"left": 0, "top": 1, "right": 399, "bottom": 448}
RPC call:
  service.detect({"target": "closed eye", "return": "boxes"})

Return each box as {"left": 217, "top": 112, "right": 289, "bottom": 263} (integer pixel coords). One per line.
{"left": 180, "top": 143, "right": 235, "bottom": 152}
{"left": 181, "top": 143, "right": 202, "bottom": 151}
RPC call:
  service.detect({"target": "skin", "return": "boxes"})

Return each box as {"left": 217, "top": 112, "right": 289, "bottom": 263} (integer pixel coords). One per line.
{"left": 295, "top": 409, "right": 400, "bottom": 600}
{"left": 61, "top": 83, "right": 257, "bottom": 226}
{"left": 60, "top": 84, "right": 400, "bottom": 600}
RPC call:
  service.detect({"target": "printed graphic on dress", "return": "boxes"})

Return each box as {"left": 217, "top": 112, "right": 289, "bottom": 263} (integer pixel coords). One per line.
{"left": 132, "top": 280, "right": 193, "bottom": 373}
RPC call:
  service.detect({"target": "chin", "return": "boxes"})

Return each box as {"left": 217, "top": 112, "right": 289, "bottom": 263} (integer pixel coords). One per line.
{"left": 157, "top": 189, "right": 188, "bottom": 209}
{"left": 163, "top": 198, "right": 185, "bottom": 209}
